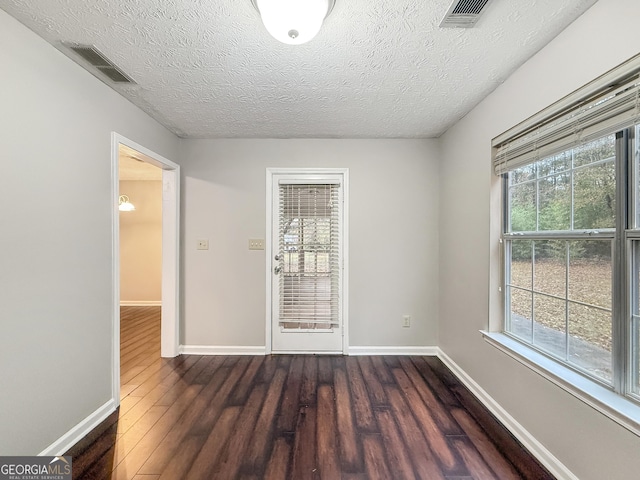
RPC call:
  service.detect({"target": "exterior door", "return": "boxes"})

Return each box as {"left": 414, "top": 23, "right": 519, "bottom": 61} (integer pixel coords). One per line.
{"left": 270, "top": 171, "right": 346, "bottom": 353}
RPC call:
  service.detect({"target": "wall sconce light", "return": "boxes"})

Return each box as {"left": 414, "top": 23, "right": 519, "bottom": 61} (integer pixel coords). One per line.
{"left": 118, "top": 195, "right": 135, "bottom": 212}
{"left": 251, "top": 0, "right": 336, "bottom": 45}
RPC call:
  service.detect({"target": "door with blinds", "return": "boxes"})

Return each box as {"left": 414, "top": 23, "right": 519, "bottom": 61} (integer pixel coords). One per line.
{"left": 270, "top": 172, "right": 346, "bottom": 353}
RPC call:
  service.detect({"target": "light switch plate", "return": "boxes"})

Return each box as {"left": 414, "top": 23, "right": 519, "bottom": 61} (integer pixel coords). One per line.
{"left": 249, "top": 239, "right": 265, "bottom": 250}
{"left": 197, "top": 239, "right": 209, "bottom": 250}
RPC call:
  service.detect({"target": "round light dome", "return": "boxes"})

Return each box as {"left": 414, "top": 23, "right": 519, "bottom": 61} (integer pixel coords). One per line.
{"left": 255, "top": 0, "right": 331, "bottom": 45}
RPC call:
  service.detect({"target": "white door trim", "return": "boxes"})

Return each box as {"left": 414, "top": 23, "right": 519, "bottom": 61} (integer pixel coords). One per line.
{"left": 111, "top": 133, "right": 181, "bottom": 405}
{"left": 265, "top": 168, "right": 349, "bottom": 355}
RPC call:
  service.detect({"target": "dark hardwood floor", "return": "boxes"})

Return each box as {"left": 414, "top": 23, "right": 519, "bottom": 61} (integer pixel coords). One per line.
{"left": 66, "top": 306, "right": 553, "bottom": 479}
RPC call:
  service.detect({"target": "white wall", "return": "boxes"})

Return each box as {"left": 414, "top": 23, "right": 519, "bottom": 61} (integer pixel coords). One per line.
{"left": 0, "top": 10, "right": 179, "bottom": 455}
{"left": 180, "top": 139, "right": 439, "bottom": 349}
{"left": 119, "top": 180, "right": 163, "bottom": 303}
{"left": 438, "top": 0, "right": 640, "bottom": 478}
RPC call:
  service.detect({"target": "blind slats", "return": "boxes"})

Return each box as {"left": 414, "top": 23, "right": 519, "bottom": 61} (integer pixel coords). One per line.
{"left": 278, "top": 184, "right": 340, "bottom": 328}
{"left": 493, "top": 54, "right": 640, "bottom": 175}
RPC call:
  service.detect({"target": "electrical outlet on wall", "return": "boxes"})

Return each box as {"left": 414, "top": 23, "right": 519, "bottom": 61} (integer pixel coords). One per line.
{"left": 403, "top": 315, "right": 411, "bottom": 328}
{"left": 197, "top": 239, "right": 209, "bottom": 250}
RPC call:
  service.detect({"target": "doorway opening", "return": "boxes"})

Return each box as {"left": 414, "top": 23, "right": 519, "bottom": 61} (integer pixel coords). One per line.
{"left": 118, "top": 145, "right": 163, "bottom": 399}
{"left": 111, "top": 133, "right": 180, "bottom": 405}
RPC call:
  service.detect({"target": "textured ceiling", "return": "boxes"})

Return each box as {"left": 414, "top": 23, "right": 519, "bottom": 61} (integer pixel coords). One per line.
{"left": 1, "top": 0, "right": 597, "bottom": 138}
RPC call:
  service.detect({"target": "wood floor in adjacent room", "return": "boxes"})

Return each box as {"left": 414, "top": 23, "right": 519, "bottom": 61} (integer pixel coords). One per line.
{"left": 67, "top": 306, "right": 553, "bottom": 479}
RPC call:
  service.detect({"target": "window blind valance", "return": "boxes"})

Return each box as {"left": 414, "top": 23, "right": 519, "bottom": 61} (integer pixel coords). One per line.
{"left": 492, "top": 53, "right": 640, "bottom": 175}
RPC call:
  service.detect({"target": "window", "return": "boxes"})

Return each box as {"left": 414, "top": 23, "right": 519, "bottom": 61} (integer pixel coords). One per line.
{"left": 278, "top": 183, "right": 340, "bottom": 330}
{"left": 494, "top": 54, "right": 640, "bottom": 404}
{"left": 505, "top": 136, "right": 616, "bottom": 384}
{"left": 632, "top": 123, "right": 640, "bottom": 397}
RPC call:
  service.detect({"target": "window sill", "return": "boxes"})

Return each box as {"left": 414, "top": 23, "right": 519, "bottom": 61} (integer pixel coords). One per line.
{"left": 481, "top": 331, "right": 640, "bottom": 437}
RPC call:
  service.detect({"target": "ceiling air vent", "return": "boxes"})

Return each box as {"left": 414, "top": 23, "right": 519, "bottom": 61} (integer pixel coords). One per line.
{"left": 440, "top": 0, "right": 494, "bottom": 28}
{"left": 66, "top": 44, "right": 135, "bottom": 84}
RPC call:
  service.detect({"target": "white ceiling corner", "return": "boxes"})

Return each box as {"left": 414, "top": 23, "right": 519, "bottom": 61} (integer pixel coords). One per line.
{"left": 0, "top": 0, "right": 598, "bottom": 138}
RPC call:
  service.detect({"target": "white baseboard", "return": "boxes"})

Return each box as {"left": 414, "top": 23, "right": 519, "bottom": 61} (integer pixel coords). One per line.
{"left": 120, "top": 301, "right": 161, "bottom": 306}
{"left": 180, "top": 345, "right": 267, "bottom": 355}
{"left": 436, "top": 348, "right": 578, "bottom": 480}
{"left": 348, "top": 346, "right": 438, "bottom": 356}
{"left": 180, "top": 345, "right": 437, "bottom": 356}
{"left": 39, "top": 399, "right": 117, "bottom": 457}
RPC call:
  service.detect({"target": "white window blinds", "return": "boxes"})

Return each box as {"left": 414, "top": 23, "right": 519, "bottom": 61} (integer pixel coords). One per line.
{"left": 493, "top": 53, "right": 640, "bottom": 175}
{"left": 278, "top": 183, "right": 340, "bottom": 328}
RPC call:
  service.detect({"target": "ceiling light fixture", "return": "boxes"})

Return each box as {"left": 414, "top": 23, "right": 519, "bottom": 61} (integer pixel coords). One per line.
{"left": 118, "top": 195, "right": 135, "bottom": 212}
{"left": 251, "top": 0, "right": 336, "bottom": 45}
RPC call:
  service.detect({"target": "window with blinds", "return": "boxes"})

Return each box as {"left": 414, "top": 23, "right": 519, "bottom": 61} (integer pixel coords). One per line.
{"left": 277, "top": 183, "right": 340, "bottom": 330}
{"left": 494, "top": 53, "right": 640, "bottom": 404}
{"left": 493, "top": 54, "right": 640, "bottom": 175}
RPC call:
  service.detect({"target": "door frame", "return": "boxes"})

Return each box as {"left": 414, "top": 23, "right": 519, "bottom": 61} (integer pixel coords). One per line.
{"left": 265, "top": 167, "right": 349, "bottom": 354}
{"left": 111, "top": 132, "right": 181, "bottom": 404}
